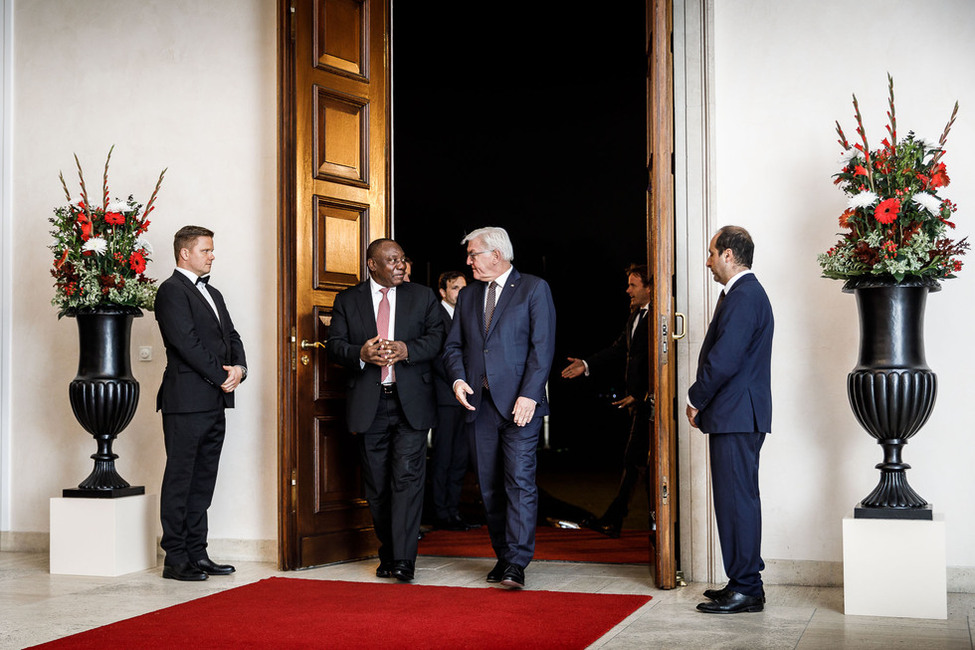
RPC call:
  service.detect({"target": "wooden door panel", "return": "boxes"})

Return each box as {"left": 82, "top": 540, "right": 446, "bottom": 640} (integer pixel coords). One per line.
{"left": 648, "top": 0, "right": 678, "bottom": 589}
{"left": 280, "top": 0, "right": 389, "bottom": 570}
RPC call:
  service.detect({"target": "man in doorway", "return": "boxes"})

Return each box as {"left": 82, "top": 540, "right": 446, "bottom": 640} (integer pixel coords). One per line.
{"left": 328, "top": 238, "right": 445, "bottom": 583}
{"left": 686, "top": 225, "right": 773, "bottom": 614}
{"left": 155, "top": 225, "right": 247, "bottom": 581}
{"left": 430, "top": 271, "right": 477, "bottom": 531}
{"left": 443, "top": 226, "right": 556, "bottom": 589}
{"left": 561, "top": 264, "right": 653, "bottom": 538}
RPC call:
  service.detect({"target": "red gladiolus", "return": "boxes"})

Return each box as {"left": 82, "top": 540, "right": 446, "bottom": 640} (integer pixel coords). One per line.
{"left": 105, "top": 211, "right": 125, "bottom": 225}
{"left": 854, "top": 165, "right": 868, "bottom": 177}
{"left": 77, "top": 214, "right": 92, "bottom": 241}
{"left": 55, "top": 249, "right": 69, "bottom": 269}
{"left": 874, "top": 198, "right": 900, "bottom": 224}
{"left": 129, "top": 251, "right": 146, "bottom": 274}
{"left": 928, "top": 163, "right": 950, "bottom": 189}
{"left": 136, "top": 219, "right": 151, "bottom": 235}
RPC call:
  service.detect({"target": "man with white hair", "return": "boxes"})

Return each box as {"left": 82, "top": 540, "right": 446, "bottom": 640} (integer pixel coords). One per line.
{"left": 443, "top": 226, "right": 556, "bottom": 589}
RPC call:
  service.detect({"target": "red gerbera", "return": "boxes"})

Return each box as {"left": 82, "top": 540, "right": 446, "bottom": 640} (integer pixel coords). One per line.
{"left": 874, "top": 198, "right": 900, "bottom": 224}
{"left": 129, "top": 251, "right": 146, "bottom": 274}
{"left": 104, "top": 211, "right": 126, "bottom": 226}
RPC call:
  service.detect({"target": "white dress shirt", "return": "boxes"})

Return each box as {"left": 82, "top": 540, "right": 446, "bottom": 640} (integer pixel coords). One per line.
{"left": 176, "top": 267, "right": 219, "bottom": 322}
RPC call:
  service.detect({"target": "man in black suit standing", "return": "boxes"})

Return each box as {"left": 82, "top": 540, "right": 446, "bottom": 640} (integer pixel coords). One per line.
{"left": 430, "top": 271, "right": 476, "bottom": 531}
{"left": 687, "top": 226, "right": 773, "bottom": 614}
{"left": 443, "top": 226, "right": 557, "bottom": 590}
{"left": 562, "top": 264, "right": 653, "bottom": 538}
{"left": 329, "top": 238, "right": 445, "bottom": 583}
{"left": 155, "top": 225, "right": 247, "bottom": 581}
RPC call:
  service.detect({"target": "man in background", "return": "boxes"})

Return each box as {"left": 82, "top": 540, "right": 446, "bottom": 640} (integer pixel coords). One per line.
{"left": 328, "top": 238, "right": 445, "bottom": 583}
{"left": 562, "top": 264, "right": 653, "bottom": 538}
{"left": 430, "top": 271, "right": 477, "bottom": 531}
{"left": 155, "top": 225, "right": 246, "bottom": 582}
{"left": 687, "top": 225, "right": 773, "bottom": 614}
{"left": 443, "top": 226, "right": 556, "bottom": 589}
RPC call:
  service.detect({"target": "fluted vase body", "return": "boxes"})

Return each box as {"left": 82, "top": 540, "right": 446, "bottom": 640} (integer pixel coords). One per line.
{"left": 844, "top": 277, "right": 938, "bottom": 519}
{"left": 65, "top": 306, "right": 145, "bottom": 498}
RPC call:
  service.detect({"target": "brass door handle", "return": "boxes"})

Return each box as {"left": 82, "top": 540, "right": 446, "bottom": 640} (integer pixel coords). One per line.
{"left": 300, "top": 339, "right": 326, "bottom": 349}
{"left": 672, "top": 313, "right": 687, "bottom": 340}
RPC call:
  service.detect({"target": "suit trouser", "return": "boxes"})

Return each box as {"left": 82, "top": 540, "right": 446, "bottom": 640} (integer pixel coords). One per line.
{"left": 468, "top": 392, "right": 541, "bottom": 569}
{"left": 602, "top": 401, "right": 652, "bottom": 525}
{"left": 358, "top": 392, "right": 427, "bottom": 562}
{"left": 708, "top": 431, "right": 766, "bottom": 597}
{"left": 160, "top": 410, "right": 226, "bottom": 565}
{"left": 430, "top": 404, "right": 469, "bottom": 520}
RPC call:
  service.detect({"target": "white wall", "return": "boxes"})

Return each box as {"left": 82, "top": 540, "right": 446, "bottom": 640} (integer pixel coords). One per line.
{"left": 4, "top": 0, "right": 277, "bottom": 558}
{"left": 706, "top": 0, "right": 975, "bottom": 579}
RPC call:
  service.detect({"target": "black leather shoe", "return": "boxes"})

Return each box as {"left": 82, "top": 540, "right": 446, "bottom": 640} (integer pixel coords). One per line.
{"left": 486, "top": 560, "right": 506, "bottom": 583}
{"left": 392, "top": 560, "right": 415, "bottom": 582}
{"left": 593, "top": 519, "right": 622, "bottom": 539}
{"left": 191, "top": 558, "right": 235, "bottom": 575}
{"left": 376, "top": 561, "right": 394, "bottom": 578}
{"left": 435, "top": 515, "right": 479, "bottom": 531}
{"left": 500, "top": 564, "right": 525, "bottom": 589}
{"left": 696, "top": 590, "right": 764, "bottom": 614}
{"left": 162, "top": 562, "right": 208, "bottom": 581}
{"left": 704, "top": 585, "right": 766, "bottom": 603}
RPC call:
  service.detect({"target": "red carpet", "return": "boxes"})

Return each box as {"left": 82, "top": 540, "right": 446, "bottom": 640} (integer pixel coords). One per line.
{"left": 31, "top": 577, "right": 651, "bottom": 649}
{"left": 420, "top": 526, "right": 653, "bottom": 564}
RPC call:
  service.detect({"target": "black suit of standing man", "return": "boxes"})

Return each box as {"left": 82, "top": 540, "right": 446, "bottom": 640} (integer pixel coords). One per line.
{"left": 687, "top": 226, "right": 773, "bottom": 615}
{"left": 329, "top": 239, "right": 445, "bottom": 583}
{"left": 443, "top": 226, "right": 557, "bottom": 590}
{"left": 430, "top": 271, "right": 477, "bottom": 531}
{"left": 562, "top": 264, "right": 653, "bottom": 538}
{"left": 155, "top": 225, "right": 247, "bottom": 582}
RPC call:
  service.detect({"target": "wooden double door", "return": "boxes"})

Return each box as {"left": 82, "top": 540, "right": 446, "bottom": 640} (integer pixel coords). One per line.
{"left": 277, "top": 0, "right": 680, "bottom": 588}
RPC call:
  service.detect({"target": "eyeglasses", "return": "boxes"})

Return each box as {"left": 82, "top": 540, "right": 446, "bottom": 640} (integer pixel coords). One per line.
{"left": 466, "top": 250, "right": 493, "bottom": 261}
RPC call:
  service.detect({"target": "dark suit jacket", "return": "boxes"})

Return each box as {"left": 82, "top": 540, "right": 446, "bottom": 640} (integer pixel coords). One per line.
{"left": 328, "top": 280, "right": 445, "bottom": 433}
{"left": 442, "top": 267, "right": 557, "bottom": 421}
{"left": 433, "top": 304, "right": 458, "bottom": 407}
{"left": 155, "top": 271, "right": 247, "bottom": 414}
{"left": 688, "top": 273, "right": 773, "bottom": 433}
{"left": 586, "top": 306, "right": 651, "bottom": 401}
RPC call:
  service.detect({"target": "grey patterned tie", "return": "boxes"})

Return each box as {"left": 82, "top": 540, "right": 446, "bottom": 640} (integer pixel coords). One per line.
{"left": 483, "top": 281, "right": 498, "bottom": 389}
{"left": 484, "top": 281, "right": 498, "bottom": 335}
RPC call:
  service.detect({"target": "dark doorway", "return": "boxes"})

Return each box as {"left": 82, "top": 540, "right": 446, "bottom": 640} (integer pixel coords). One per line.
{"left": 392, "top": 5, "right": 650, "bottom": 535}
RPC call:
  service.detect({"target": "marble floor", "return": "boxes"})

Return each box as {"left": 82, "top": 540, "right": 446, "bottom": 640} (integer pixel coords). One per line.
{"left": 2, "top": 550, "right": 974, "bottom": 649}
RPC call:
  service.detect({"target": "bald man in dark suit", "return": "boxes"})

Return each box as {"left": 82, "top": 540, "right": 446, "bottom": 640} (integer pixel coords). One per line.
{"left": 328, "top": 238, "right": 445, "bottom": 583}
{"left": 687, "top": 226, "right": 773, "bottom": 614}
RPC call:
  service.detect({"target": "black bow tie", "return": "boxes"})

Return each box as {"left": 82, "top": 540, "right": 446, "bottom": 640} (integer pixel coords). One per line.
{"left": 196, "top": 276, "right": 210, "bottom": 286}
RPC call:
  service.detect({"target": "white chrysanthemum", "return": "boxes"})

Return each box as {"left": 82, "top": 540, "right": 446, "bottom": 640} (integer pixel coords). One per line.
{"left": 135, "top": 237, "right": 153, "bottom": 255}
{"left": 839, "top": 148, "right": 859, "bottom": 164}
{"left": 912, "top": 193, "right": 943, "bottom": 216}
{"left": 82, "top": 237, "right": 108, "bottom": 255}
{"left": 848, "top": 191, "right": 878, "bottom": 209}
{"left": 106, "top": 198, "right": 131, "bottom": 213}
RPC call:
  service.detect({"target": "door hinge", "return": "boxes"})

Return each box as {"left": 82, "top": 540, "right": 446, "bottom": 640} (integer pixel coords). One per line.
{"left": 675, "top": 570, "right": 687, "bottom": 587}
{"left": 290, "top": 326, "right": 297, "bottom": 370}
{"left": 290, "top": 467, "right": 298, "bottom": 512}
{"left": 289, "top": 0, "right": 297, "bottom": 42}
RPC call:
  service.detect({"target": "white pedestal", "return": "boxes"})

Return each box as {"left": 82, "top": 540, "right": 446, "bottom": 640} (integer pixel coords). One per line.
{"left": 50, "top": 494, "right": 158, "bottom": 576}
{"left": 843, "top": 515, "right": 946, "bottom": 619}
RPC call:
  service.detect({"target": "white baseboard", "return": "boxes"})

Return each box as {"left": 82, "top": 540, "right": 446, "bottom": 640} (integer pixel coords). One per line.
{"left": 2, "top": 531, "right": 277, "bottom": 564}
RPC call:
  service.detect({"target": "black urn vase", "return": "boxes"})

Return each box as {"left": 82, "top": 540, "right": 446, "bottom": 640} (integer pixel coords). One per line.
{"left": 64, "top": 306, "right": 145, "bottom": 498}
{"left": 844, "top": 277, "right": 939, "bottom": 519}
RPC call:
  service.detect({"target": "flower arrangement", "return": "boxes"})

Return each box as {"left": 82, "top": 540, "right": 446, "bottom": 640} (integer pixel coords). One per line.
{"left": 49, "top": 147, "right": 166, "bottom": 317}
{"left": 818, "top": 75, "right": 967, "bottom": 283}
